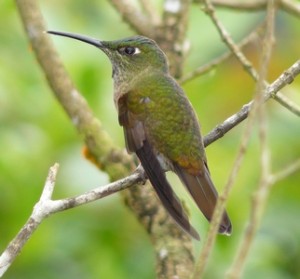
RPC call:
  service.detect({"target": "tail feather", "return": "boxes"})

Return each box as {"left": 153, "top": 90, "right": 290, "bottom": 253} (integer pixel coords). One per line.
{"left": 175, "top": 164, "right": 232, "bottom": 235}
{"left": 136, "top": 141, "right": 200, "bottom": 240}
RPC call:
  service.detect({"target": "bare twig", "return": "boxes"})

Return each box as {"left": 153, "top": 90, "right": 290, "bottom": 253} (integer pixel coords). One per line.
{"left": 272, "top": 92, "right": 300, "bottom": 117}
{"left": 196, "top": 0, "right": 300, "bottom": 19}
{"left": 226, "top": 2, "right": 276, "bottom": 278}
{"left": 200, "top": 0, "right": 300, "bottom": 117}
{"left": 0, "top": 164, "right": 59, "bottom": 277}
{"left": 203, "top": 59, "right": 300, "bottom": 147}
{"left": 202, "top": 0, "right": 258, "bottom": 79}
{"left": 180, "top": 23, "right": 263, "bottom": 84}
{"left": 281, "top": 0, "right": 300, "bottom": 18}
{"left": 0, "top": 164, "right": 144, "bottom": 277}
{"left": 270, "top": 158, "right": 300, "bottom": 183}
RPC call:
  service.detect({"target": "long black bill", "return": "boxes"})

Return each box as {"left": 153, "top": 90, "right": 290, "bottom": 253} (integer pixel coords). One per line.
{"left": 47, "top": 31, "right": 103, "bottom": 48}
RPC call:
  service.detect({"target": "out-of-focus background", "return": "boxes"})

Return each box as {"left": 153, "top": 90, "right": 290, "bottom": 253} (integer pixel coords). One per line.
{"left": 1, "top": 1, "right": 300, "bottom": 278}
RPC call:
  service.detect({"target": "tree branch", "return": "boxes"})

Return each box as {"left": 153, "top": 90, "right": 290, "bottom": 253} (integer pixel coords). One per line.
{"left": 0, "top": 164, "right": 146, "bottom": 277}
{"left": 280, "top": 0, "right": 300, "bottom": 18}
{"left": 195, "top": 0, "right": 300, "bottom": 19}
{"left": 270, "top": 158, "right": 300, "bottom": 184}
{"left": 0, "top": 164, "right": 59, "bottom": 277}
{"left": 272, "top": 91, "right": 300, "bottom": 117}
{"left": 179, "top": 23, "right": 263, "bottom": 84}
{"left": 200, "top": 0, "right": 300, "bottom": 117}
{"left": 204, "top": 59, "right": 300, "bottom": 146}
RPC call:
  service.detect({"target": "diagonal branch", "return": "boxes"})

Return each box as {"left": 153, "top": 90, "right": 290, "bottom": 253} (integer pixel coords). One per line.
{"left": 270, "top": 158, "right": 300, "bottom": 183}
{"left": 0, "top": 164, "right": 59, "bottom": 277}
{"left": 281, "top": 0, "right": 300, "bottom": 18}
{"left": 0, "top": 164, "right": 145, "bottom": 277}
{"left": 200, "top": 0, "right": 300, "bottom": 117}
{"left": 272, "top": 92, "right": 300, "bottom": 117}
{"left": 179, "top": 23, "right": 263, "bottom": 84}
{"left": 204, "top": 60, "right": 300, "bottom": 146}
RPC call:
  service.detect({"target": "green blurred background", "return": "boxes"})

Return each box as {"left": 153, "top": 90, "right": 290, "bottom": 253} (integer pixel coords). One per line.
{"left": 1, "top": 1, "right": 300, "bottom": 278}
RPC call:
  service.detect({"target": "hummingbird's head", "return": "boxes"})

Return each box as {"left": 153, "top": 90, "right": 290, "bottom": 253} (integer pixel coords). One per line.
{"left": 47, "top": 31, "right": 169, "bottom": 82}
{"left": 100, "top": 36, "right": 169, "bottom": 79}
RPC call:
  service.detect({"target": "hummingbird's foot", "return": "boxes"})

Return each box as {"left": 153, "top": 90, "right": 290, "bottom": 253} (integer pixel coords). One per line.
{"left": 134, "top": 164, "right": 148, "bottom": 185}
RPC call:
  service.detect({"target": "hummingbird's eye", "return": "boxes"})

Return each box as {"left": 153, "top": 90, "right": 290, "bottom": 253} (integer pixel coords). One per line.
{"left": 119, "top": 46, "right": 141, "bottom": 56}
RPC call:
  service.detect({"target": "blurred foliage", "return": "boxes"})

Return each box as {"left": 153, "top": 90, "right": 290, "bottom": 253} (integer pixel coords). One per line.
{"left": 0, "top": 1, "right": 300, "bottom": 278}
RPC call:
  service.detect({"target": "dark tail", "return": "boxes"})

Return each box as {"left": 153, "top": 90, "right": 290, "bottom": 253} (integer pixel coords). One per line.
{"left": 136, "top": 140, "right": 200, "bottom": 240}
{"left": 175, "top": 164, "right": 232, "bottom": 235}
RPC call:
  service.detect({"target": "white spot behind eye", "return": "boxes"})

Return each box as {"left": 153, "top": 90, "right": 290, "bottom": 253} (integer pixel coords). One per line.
{"left": 134, "top": 47, "right": 141, "bottom": 55}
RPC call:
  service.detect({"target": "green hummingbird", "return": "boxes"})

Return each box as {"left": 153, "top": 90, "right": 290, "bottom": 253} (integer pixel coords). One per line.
{"left": 48, "top": 31, "right": 232, "bottom": 240}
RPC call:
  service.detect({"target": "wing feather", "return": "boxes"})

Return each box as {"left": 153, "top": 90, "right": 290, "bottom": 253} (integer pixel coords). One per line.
{"left": 117, "top": 93, "right": 200, "bottom": 240}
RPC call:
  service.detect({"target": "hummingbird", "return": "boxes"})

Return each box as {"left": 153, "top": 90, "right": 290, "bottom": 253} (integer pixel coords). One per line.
{"left": 47, "top": 31, "right": 232, "bottom": 240}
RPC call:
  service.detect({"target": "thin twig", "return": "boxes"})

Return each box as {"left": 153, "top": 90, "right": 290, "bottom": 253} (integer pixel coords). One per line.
{"left": 270, "top": 158, "right": 300, "bottom": 184}
{"left": 203, "top": 0, "right": 267, "bottom": 11}
{"left": 273, "top": 92, "right": 300, "bottom": 117}
{"left": 202, "top": 0, "right": 258, "bottom": 79}
{"left": 226, "top": 2, "right": 276, "bottom": 278}
{"left": 281, "top": 0, "right": 300, "bottom": 18}
{"left": 200, "top": 0, "right": 300, "bottom": 117}
{"left": 180, "top": 23, "right": 263, "bottom": 84}
{"left": 51, "top": 169, "right": 144, "bottom": 212}
{"left": 0, "top": 165, "right": 144, "bottom": 277}
{"left": 196, "top": 0, "right": 300, "bottom": 19}
{"left": 203, "top": 59, "right": 300, "bottom": 147}
{"left": 0, "top": 164, "right": 59, "bottom": 277}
